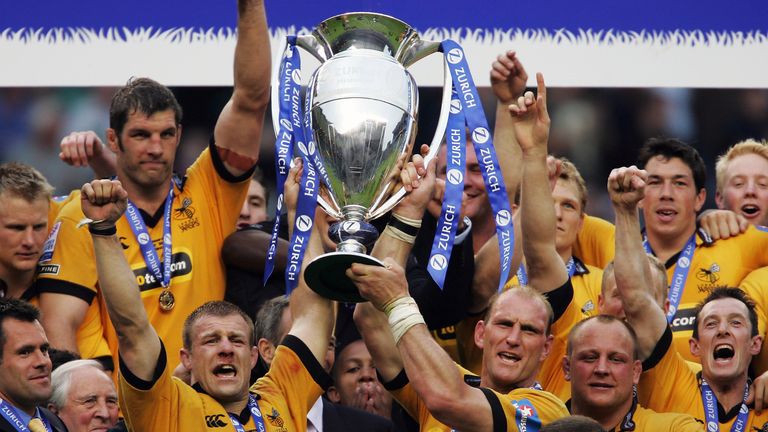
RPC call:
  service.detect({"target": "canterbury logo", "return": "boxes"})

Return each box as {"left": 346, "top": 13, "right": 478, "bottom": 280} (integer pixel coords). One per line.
{"left": 205, "top": 414, "right": 227, "bottom": 428}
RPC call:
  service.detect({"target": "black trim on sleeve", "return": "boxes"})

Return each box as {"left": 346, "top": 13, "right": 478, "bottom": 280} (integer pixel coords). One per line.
{"left": 281, "top": 334, "right": 333, "bottom": 390}
{"left": 93, "top": 355, "right": 115, "bottom": 373}
{"left": 480, "top": 387, "right": 507, "bottom": 432}
{"left": 545, "top": 278, "right": 574, "bottom": 322}
{"left": 381, "top": 369, "right": 410, "bottom": 391}
{"left": 642, "top": 325, "right": 672, "bottom": 371}
{"left": 32, "top": 279, "right": 96, "bottom": 304}
{"left": 209, "top": 139, "right": 256, "bottom": 183}
{"left": 119, "top": 338, "right": 167, "bottom": 391}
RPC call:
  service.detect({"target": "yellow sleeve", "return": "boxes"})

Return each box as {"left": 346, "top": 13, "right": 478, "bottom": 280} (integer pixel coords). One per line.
{"left": 573, "top": 215, "right": 615, "bottom": 269}
{"left": 183, "top": 146, "right": 250, "bottom": 243}
{"left": 742, "top": 267, "right": 768, "bottom": 375}
{"left": 498, "top": 388, "right": 569, "bottom": 431}
{"left": 536, "top": 297, "right": 583, "bottom": 402}
{"left": 638, "top": 328, "right": 698, "bottom": 414}
{"left": 251, "top": 335, "right": 330, "bottom": 429}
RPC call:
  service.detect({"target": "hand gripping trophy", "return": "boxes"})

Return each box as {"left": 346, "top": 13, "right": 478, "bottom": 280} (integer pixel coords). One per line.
{"left": 266, "top": 13, "right": 513, "bottom": 302}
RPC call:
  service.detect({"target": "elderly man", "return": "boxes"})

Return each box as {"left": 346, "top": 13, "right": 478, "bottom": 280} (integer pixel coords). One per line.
{"left": 0, "top": 298, "right": 67, "bottom": 432}
{"left": 48, "top": 359, "right": 119, "bottom": 432}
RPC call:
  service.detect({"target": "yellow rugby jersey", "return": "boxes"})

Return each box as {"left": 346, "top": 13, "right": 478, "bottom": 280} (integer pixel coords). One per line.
{"left": 120, "top": 335, "right": 331, "bottom": 432}
{"left": 639, "top": 326, "right": 768, "bottom": 430}
{"left": 33, "top": 189, "right": 111, "bottom": 361}
{"left": 740, "top": 267, "right": 768, "bottom": 375}
{"left": 385, "top": 366, "right": 568, "bottom": 432}
{"left": 621, "top": 406, "right": 703, "bottom": 432}
{"left": 36, "top": 145, "right": 250, "bottom": 368}
{"left": 574, "top": 215, "right": 615, "bottom": 269}
{"left": 652, "top": 226, "right": 768, "bottom": 364}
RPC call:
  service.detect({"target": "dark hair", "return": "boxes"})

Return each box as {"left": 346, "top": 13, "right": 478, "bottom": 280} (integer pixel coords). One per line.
{"left": 567, "top": 315, "right": 640, "bottom": 360}
{"left": 0, "top": 298, "right": 42, "bottom": 362}
{"left": 692, "top": 287, "right": 758, "bottom": 339}
{"left": 182, "top": 301, "right": 255, "bottom": 350}
{"left": 637, "top": 137, "right": 706, "bottom": 193}
{"left": 109, "top": 77, "right": 183, "bottom": 140}
{"left": 254, "top": 296, "right": 290, "bottom": 346}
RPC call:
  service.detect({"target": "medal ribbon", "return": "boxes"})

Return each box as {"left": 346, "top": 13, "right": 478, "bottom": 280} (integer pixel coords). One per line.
{"left": 0, "top": 401, "right": 52, "bottom": 432}
{"left": 700, "top": 378, "right": 749, "bottom": 432}
{"left": 229, "top": 394, "right": 266, "bottom": 432}
{"left": 643, "top": 233, "right": 696, "bottom": 323}
{"left": 430, "top": 40, "right": 514, "bottom": 293}
{"left": 124, "top": 183, "right": 174, "bottom": 289}
{"left": 516, "top": 257, "right": 576, "bottom": 287}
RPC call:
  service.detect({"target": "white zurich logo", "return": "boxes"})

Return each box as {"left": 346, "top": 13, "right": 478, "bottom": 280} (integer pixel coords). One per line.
{"left": 342, "top": 221, "right": 360, "bottom": 234}
{"left": 291, "top": 69, "right": 302, "bottom": 85}
{"left": 429, "top": 254, "right": 448, "bottom": 271}
{"left": 447, "top": 169, "right": 464, "bottom": 185}
{"left": 472, "top": 127, "right": 490, "bottom": 144}
{"left": 495, "top": 210, "right": 512, "bottom": 227}
{"left": 449, "top": 99, "right": 462, "bottom": 114}
{"left": 447, "top": 48, "right": 463, "bottom": 64}
{"left": 137, "top": 233, "right": 151, "bottom": 245}
{"left": 296, "top": 215, "right": 313, "bottom": 232}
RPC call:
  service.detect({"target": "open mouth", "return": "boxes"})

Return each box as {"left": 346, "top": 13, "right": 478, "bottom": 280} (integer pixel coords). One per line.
{"left": 213, "top": 364, "right": 237, "bottom": 378}
{"left": 741, "top": 204, "right": 761, "bottom": 217}
{"left": 499, "top": 352, "right": 521, "bottom": 363}
{"left": 713, "top": 344, "right": 735, "bottom": 361}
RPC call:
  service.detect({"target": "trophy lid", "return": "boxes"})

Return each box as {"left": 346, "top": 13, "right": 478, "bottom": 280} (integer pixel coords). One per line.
{"left": 308, "top": 12, "right": 427, "bottom": 65}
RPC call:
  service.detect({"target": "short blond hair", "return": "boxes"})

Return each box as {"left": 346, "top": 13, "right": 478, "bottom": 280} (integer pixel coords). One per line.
{"left": 557, "top": 158, "right": 588, "bottom": 214}
{"left": 715, "top": 139, "right": 768, "bottom": 194}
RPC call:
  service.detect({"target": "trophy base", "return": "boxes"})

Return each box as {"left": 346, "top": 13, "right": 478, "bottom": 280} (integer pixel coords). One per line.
{"left": 304, "top": 251, "right": 385, "bottom": 303}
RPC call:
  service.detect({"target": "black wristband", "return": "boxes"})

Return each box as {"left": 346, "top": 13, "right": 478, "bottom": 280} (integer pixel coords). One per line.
{"left": 388, "top": 217, "right": 420, "bottom": 237}
{"left": 89, "top": 225, "right": 117, "bottom": 236}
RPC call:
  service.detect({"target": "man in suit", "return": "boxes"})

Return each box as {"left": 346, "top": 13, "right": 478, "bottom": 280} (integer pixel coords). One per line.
{"left": 0, "top": 298, "right": 68, "bottom": 432}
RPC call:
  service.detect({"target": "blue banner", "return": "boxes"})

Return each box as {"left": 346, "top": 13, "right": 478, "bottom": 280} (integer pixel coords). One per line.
{"left": 2, "top": 0, "right": 767, "bottom": 87}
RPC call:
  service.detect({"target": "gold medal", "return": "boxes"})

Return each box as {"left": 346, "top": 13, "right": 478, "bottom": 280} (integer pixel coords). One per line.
{"left": 159, "top": 289, "right": 175, "bottom": 311}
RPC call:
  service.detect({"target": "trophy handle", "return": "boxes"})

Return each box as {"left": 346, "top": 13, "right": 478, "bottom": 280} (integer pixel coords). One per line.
{"left": 368, "top": 53, "right": 452, "bottom": 220}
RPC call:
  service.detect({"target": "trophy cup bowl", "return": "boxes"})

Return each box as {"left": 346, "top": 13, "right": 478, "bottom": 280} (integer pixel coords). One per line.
{"left": 273, "top": 13, "right": 452, "bottom": 302}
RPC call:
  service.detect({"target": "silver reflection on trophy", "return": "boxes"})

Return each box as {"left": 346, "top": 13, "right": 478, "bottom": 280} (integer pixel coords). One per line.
{"left": 273, "top": 12, "right": 452, "bottom": 302}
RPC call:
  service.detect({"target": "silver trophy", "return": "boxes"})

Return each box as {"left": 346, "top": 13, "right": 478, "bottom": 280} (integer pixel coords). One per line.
{"left": 271, "top": 13, "right": 452, "bottom": 302}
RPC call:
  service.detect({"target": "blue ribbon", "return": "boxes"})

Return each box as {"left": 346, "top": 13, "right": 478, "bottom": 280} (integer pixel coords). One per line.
{"left": 516, "top": 257, "right": 576, "bottom": 287}
{"left": 229, "top": 394, "right": 266, "bottom": 432}
{"left": 427, "top": 86, "right": 465, "bottom": 288}
{"left": 124, "top": 183, "right": 174, "bottom": 289}
{"left": 700, "top": 378, "right": 749, "bottom": 432}
{"left": 0, "top": 401, "right": 52, "bottom": 432}
{"left": 643, "top": 233, "right": 696, "bottom": 323}
{"left": 264, "top": 37, "right": 300, "bottom": 285}
{"left": 430, "top": 40, "right": 514, "bottom": 293}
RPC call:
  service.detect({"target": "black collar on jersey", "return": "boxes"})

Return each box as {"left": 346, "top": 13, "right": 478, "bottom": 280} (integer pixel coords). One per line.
{"left": 641, "top": 225, "right": 713, "bottom": 269}
{"left": 191, "top": 382, "right": 259, "bottom": 424}
{"left": 571, "top": 256, "right": 590, "bottom": 276}
{"left": 131, "top": 174, "right": 183, "bottom": 228}
{"left": 696, "top": 371, "right": 753, "bottom": 423}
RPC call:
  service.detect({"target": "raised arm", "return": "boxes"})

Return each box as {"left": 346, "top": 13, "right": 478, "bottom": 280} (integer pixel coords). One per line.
{"left": 213, "top": 0, "right": 271, "bottom": 176}
{"left": 59, "top": 131, "right": 117, "bottom": 178}
{"left": 513, "top": 73, "right": 567, "bottom": 293}
{"left": 352, "top": 153, "right": 493, "bottom": 432}
{"left": 81, "top": 179, "right": 161, "bottom": 381}
{"left": 470, "top": 51, "right": 528, "bottom": 310}
{"left": 608, "top": 166, "right": 667, "bottom": 359}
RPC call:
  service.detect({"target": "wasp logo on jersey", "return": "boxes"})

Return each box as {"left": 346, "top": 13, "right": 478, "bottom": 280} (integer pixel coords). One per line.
{"left": 581, "top": 300, "right": 595, "bottom": 316}
{"left": 266, "top": 408, "right": 287, "bottom": 431}
{"left": 174, "top": 197, "right": 200, "bottom": 232}
{"left": 132, "top": 252, "right": 192, "bottom": 290}
{"left": 696, "top": 263, "right": 721, "bottom": 284}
